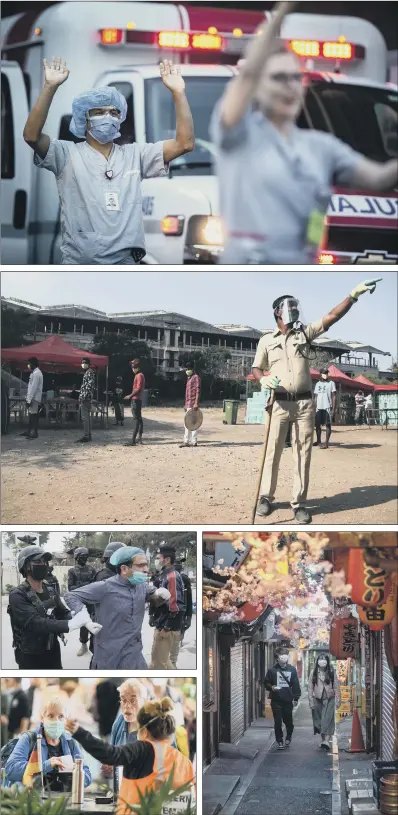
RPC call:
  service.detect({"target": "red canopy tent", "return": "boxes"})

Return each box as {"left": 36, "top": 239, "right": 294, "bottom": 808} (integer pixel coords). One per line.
{"left": 353, "top": 374, "right": 376, "bottom": 390}
{"left": 1, "top": 335, "right": 108, "bottom": 372}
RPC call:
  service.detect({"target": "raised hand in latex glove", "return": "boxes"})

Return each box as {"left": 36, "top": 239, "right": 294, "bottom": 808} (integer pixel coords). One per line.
{"left": 67, "top": 607, "right": 91, "bottom": 631}
{"left": 260, "top": 375, "right": 281, "bottom": 390}
{"left": 154, "top": 588, "right": 171, "bottom": 602}
{"left": 84, "top": 620, "right": 102, "bottom": 636}
{"left": 350, "top": 278, "right": 382, "bottom": 300}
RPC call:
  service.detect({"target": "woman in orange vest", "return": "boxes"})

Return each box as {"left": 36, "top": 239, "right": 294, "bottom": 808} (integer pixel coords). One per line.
{"left": 66, "top": 697, "right": 195, "bottom": 813}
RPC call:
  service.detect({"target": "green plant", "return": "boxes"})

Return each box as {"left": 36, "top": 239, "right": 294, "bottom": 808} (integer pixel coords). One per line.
{"left": 0, "top": 788, "right": 83, "bottom": 815}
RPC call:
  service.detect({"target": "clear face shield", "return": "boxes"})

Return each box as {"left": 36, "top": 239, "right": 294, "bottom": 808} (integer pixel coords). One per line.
{"left": 277, "top": 298, "right": 302, "bottom": 327}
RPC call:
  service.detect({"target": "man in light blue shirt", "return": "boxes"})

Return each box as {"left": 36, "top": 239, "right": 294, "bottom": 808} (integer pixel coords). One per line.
{"left": 313, "top": 369, "right": 336, "bottom": 449}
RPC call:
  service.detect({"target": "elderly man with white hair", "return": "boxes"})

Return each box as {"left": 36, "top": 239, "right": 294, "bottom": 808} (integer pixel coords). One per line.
{"left": 4, "top": 696, "right": 91, "bottom": 791}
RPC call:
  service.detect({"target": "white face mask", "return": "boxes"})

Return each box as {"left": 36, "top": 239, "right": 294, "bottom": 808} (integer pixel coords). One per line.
{"left": 278, "top": 655, "right": 289, "bottom": 665}
{"left": 318, "top": 659, "right": 327, "bottom": 668}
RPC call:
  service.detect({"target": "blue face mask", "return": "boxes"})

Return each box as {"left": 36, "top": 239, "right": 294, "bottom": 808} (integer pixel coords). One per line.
{"left": 88, "top": 113, "right": 121, "bottom": 144}
{"left": 44, "top": 720, "right": 65, "bottom": 739}
{"left": 128, "top": 571, "right": 148, "bottom": 586}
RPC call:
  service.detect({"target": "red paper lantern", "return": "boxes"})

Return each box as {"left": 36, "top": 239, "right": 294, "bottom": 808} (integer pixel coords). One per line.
{"left": 329, "top": 615, "right": 358, "bottom": 659}
{"left": 358, "top": 576, "right": 397, "bottom": 630}
{"left": 348, "top": 549, "right": 391, "bottom": 608}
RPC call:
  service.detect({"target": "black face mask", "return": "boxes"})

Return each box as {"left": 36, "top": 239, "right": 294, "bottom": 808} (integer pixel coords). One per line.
{"left": 30, "top": 563, "right": 49, "bottom": 581}
{"left": 76, "top": 557, "right": 88, "bottom": 566}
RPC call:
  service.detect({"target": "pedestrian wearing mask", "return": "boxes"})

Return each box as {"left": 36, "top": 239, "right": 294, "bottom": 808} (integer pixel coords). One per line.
{"left": 76, "top": 358, "right": 96, "bottom": 443}
{"left": 150, "top": 545, "right": 186, "bottom": 670}
{"left": 67, "top": 547, "right": 96, "bottom": 658}
{"left": 210, "top": 1, "right": 398, "bottom": 265}
{"left": 180, "top": 363, "right": 201, "bottom": 448}
{"left": 20, "top": 357, "right": 43, "bottom": 441}
{"left": 65, "top": 546, "right": 171, "bottom": 669}
{"left": 252, "top": 278, "right": 382, "bottom": 523}
{"left": 65, "top": 697, "right": 195, "bottom": 815}
{"left": 313, "top": 368, "right": 336, "bottom": 449}
{"left": 308, "top": 653, "right": 340, "bottom": 750}
{"left": 23, "top": 58, "right": 194, "bottom": 265}
{"left": 264, "top": 648, "right": 301, "bottom": 750}
{"left": 4, "top": 697, "right": 91, "bottom": 791}
{"left": 7, "top": 546, "right": 96, "bottom": 669}
{"left": 123, "top": 359, "right": 145, "bottom": 447}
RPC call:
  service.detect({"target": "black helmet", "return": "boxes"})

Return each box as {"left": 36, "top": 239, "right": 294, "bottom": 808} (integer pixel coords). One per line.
{"left": 103, "top": 541, "right": 127, "bottom": 561}
{"left": 18, "top": 546, "right": 52, "bottom": 574}
{"left": 74, "top": 547, "right": 89, "bottom": 559}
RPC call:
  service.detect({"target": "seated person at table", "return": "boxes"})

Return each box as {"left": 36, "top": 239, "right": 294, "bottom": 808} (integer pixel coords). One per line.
{"left": 66, "top": 697, "right": 195, "bottom": 814}
{"left": 4, "top": 696, "right": 91, "bottom": 791}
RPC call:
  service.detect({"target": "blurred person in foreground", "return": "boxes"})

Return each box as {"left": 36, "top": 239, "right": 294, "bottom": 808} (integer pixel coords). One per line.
{"left": 65, "top": 546, "right": 170, "bottom": 669}
{"left": 4, "top": 679, "right": 30, "bottom": 739}
{"left": 66, "top": 697, "right": 195, "bottom": 813}
{"left": 210, "top": 1, "right": 398, "bottom": 265}
{"left": 23, "top": 58, "right": 194, "bottom": 265}
{"left": 68, "top": 546, "right": 96, "bottom": 657}
{"left": 4, "top": 696, "right": 91, "bottom": 790}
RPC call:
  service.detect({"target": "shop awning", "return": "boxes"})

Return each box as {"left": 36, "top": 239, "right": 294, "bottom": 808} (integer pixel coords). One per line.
{"left": 353, "top": 374, "right": 376, "bottom": 389}
{"left": 1, "top": 334, "right": 108, "bottom": 372}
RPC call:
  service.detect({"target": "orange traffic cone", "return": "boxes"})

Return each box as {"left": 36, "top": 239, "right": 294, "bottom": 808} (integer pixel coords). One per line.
{"left": 345, "top": 708, "right": 366, "bottom": 753}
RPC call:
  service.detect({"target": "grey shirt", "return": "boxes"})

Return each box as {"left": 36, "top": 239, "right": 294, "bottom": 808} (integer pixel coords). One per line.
{"left": 210, "top": 103, "right": 363, "bottom": 264}
{"left": 65, "top": 574, "right": 156, "bottom": 669}
{"left": 34, "top": 139, "right": 168, "bottom": 264}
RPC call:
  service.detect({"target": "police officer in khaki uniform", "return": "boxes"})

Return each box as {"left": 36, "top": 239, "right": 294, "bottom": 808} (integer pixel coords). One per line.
{"left": 252, "top": 278, "right": 382, "bottom": 524}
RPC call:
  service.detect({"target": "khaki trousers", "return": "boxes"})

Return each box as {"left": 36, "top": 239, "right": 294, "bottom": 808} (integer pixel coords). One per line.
{"left": 150, "top": 629, "right": 181, "bottom": 670}
{"left": 260, "top": 398, "right": 314, "bottom": 508}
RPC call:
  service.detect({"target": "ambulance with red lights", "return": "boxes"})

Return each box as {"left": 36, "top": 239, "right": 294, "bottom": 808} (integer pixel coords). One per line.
{"left": 1, "top": 2, "right": 397, "bottom": 265}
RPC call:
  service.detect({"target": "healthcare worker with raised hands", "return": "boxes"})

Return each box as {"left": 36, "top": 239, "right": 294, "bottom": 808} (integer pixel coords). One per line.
{"left": 210, "top": 1, "right": 398, "bottom": 265}
{"left": 64, "top": 546, "right": 171, "bottom": 669}
{"left": 252, "top": 278, "right": 382, "bottom": 524}
{"left": 23, "top": 58, "right": 195, "bottom": 264}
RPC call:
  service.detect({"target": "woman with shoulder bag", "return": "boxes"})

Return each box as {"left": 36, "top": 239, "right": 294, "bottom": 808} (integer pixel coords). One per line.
{"left": 308, "top": 653, "right": 340, "bottom": 750}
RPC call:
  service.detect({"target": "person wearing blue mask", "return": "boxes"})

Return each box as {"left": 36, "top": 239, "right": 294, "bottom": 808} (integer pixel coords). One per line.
{"left": 4, "top": 696, "right": 91, "bottom": 791}
{"left": 65, "top": 547, "right": 171, "bottom": 669}
{"left": 23, "top": 57, "right": 194, "bottom": 265}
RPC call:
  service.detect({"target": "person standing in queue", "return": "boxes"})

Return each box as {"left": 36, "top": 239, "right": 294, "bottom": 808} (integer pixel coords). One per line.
{"left": 180, "top": 363, "right": 201, "bottom": 448}
{"left": 23, "top": 58, "right": 194, "bottom": 265}
{"left": 264, "top": 647, "right": 301, "bottom": 750}
{"left": 313, "top": 368, "right": 336, "bottom": 449}
{"left": 150, "top": 545, "right": 186, "bottom": 670}
{"left": 252, "top": 278, "right": 382, "bottom": 523}
{"left": 65, "top": 546, "right": 171, "bottom": 669}
{"left": 20, "top": 357, "right": 43, "bottom": 441}
{"left": 210, "top": 1, "right": 398, "bottom": 265}
{"left": 7, "top": 546, "right": 96, "bottom": 669}
{"left": 124, "top": 359, "right": 145, "bottom": 447}
{"left": 76, "top": 357, "right": 96, "bottom": 443}
{"left": 308, "top": 652, "right": 340, "bottom": 750}
{"left": 112, "top": 376, "right": 125, "bottom": 426}
{"left": 66, "top": 697, "right": 195, "bottom": 815}
{"left": 67, "top": 547, "right": 96, "bottom": 658}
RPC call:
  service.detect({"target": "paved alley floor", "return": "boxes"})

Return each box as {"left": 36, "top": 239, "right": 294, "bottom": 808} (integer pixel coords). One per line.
{"left": 230, "top": 703, "right": 334, "bottom": 815}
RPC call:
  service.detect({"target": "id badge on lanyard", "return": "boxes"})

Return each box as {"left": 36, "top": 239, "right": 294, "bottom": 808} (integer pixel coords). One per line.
{"left": 105, "top": 191, "right": 120, "bottom": 211}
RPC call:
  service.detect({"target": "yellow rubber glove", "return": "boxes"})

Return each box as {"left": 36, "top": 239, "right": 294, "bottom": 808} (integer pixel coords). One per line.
{"left": 260, "top": 375, "right": 281, "bottom": 390}
{"left": 350, "top": 278, "right": 382, "bottom": 301}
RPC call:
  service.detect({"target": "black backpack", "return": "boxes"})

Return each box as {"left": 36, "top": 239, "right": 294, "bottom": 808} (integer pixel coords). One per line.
{"left": 1, "top": 729, "right": 37, "bottom": 766}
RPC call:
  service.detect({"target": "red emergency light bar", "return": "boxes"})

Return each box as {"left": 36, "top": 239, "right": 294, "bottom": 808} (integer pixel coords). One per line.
{"left": 289, "top": 39, "right": 364, "bottom": 61}
{"left": 98, "top": 28, "right": 223, "bottom": 51}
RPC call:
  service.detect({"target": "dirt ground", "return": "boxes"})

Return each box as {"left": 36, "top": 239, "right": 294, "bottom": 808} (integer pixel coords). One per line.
{"left": 2, "top": 406, "right": 397, "bottom": 525}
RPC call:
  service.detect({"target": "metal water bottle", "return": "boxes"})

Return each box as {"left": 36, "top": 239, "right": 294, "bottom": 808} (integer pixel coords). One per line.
{"left": 71, "top": 758, "right": 84, "bottom": 805}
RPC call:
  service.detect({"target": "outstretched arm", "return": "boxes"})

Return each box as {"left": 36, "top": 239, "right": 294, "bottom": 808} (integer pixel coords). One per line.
{"left": 352, "top": 157, "right": 398, "bottom": 192}
{"left": 160, "top": 60, "right": 195, "bottom": 161}
{"left": 219, "top": 2, "right": 298, "bottom": 129}
{"left": 322, "top": 279, "right": 383, "bottom": 331}
{"left": 23, "top": 57, "right": 70, "bottom": 158}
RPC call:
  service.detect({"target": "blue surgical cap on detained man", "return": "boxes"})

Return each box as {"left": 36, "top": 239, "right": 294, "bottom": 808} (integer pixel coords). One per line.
{"left": 109, "top": 546, "right": 145, "bottom": 567}
{"left": 69, "top": 86, "right": 128, "bottom": 137}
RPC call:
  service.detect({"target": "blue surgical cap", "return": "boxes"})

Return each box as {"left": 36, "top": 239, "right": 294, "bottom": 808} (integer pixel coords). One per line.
{"left": 69, "top": 86, "right": 128, "bottom": 138}
{"left": 110, "top": 546, "right": 145, "bottom": 567}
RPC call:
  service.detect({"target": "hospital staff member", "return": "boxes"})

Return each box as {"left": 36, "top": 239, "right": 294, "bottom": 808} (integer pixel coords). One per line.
{"left": 23, "top": 58, "right": 194, "bottom": 265}
{"left": 252, "top": 278, "right": 382, "bottom": 524}
{"left": 64, "top": 546, "right": 171, "bottom": 669}
{"left": 210, "top": 0, "right": 398, "bottom": 265}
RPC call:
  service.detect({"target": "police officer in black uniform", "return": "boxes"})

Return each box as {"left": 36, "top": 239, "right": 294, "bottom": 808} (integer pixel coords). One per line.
{"left": 93, "top": 541, "right": 127, "bottom": 582}
{"left": 68, "top": 547, "right": 96, "bottom": 657}
{"left": 7, "top": 546, "right": 87, "bottom": 669}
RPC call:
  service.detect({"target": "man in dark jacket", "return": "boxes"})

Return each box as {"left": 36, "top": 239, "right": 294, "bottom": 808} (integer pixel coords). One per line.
{"left": 68, "top": 547, "right": 96, "bottom": 657}
{"left": 264, "top": 647, "right": 301, "bottom": 750}
{"left": 149, "top": 544, "right": 186, "bottom": 670}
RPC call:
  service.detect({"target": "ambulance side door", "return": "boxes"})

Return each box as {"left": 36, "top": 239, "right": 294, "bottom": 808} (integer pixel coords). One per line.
{"left": 1, "top": 62, "right": 32, "bottom": 264}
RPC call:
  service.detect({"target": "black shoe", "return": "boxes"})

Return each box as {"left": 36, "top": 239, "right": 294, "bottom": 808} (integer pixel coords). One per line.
{"left": 285, "top": 441, "right": 292, "bottom": 448}
{"left": 179, "top": 443, "right": 190, "bottom": 448}
{"left": 294, "top": 507, "right": 312, "bottom": 524}
{"left": 257, "top": 497, "right": 273, "bottom": 517}
{"left": 285, "top": 738, "right": 292, "bottom": 747}
{"left": 75, "top": 437, "right": 91, "bottom": 443}
{"left": 313, "top": 441, "right": 319, "bottom": 447}
{"left": 277, "top": 742, "right": 284, "bottom": 750}
{"left": 26, "top": 433, "right": 38, "bottom": 440}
